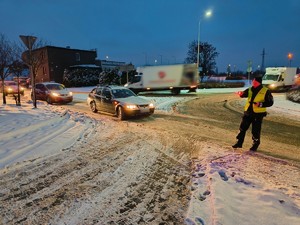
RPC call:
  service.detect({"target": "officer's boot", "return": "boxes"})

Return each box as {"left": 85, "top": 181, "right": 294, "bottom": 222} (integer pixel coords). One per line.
{"left": 250, "top": 138, "right": 260, "bottom": 151}
{"left": 232, "top": 139, "right": 243, "bottom": 148}
{"left": 232, "top": 131, "right": 245, "bottom": 148}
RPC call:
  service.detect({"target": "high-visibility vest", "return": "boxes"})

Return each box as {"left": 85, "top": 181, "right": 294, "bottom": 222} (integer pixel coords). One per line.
{"left": 244, "top": 87, "right": 268, "bottom": 113}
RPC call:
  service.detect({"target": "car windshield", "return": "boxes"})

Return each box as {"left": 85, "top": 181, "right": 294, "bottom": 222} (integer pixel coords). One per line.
{"left": 112, "top": 89, "right": 135, "bottom": 98}
{"left": 46, "top": 84, "right": 65, "bottom": 90}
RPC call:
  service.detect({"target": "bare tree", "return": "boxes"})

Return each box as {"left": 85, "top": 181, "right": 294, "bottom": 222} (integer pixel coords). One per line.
{"left": 184, "top": 40, "right": 219, "bottom": 78}
{"left": 0, "top": 33, "right": 14, "bottom": 104}
{"left": 10, "top": 59, "right": 27, "bottom": 105}
{"left": 21, "top": 38, "right": 47, "bottom": 108}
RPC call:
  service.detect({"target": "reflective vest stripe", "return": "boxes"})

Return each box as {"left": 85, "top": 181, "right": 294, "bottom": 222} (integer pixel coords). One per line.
{"left": 244, "top": 87, "right": 268, "bottom": 113}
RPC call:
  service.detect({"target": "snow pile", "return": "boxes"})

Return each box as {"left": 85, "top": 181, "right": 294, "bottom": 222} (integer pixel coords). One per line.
{"left": 0, "top": 98, "right": 94, "bottom": 169}
{"left": 286, "top": 87, "right": 300, "bottom": 103}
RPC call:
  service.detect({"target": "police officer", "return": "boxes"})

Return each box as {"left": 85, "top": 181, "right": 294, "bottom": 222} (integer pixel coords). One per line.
{"left": 232, "top": 76, "right": 274, "bottom": 151}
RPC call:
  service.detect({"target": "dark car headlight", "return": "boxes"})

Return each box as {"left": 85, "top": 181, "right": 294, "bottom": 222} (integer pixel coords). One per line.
{"left": 51, "top": 92, "right": 59, "bottom": 97}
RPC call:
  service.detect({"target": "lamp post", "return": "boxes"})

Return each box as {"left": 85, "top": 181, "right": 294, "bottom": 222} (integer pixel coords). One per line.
{"left": 159, "top": 55, "right": 163, "bottom": 65}
{"left": 197, "top": 10, "right": 212, "bottom": 71}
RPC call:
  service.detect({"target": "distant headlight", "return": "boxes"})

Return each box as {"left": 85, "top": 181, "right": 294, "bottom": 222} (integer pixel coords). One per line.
{"left": 51, "top": 92, "right": 59, "bottom": 97}
{"left": 69, "top": 92, "right": 73, "bottom": 96}
{"left": 269, "top": 84, "right": 276, "bottom": 89}
{"left": 149, "top": 103, "right": 154, "bottom": 108}
{"left": 126, "top": 104, "right": 138, "bottom": 110}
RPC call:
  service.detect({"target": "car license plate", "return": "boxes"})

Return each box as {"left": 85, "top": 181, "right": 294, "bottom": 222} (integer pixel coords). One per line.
{"left": 140, "top": 106, "right": 149, "bottom": 113}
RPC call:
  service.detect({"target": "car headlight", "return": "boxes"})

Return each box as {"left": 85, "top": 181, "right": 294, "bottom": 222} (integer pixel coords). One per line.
{"left": 7, "top": 88, "right": 12, "bottom": 92}
{"left": 69, "top": 92, "right": 73, "bottom": 96}
{"left": 126, "top": 104, "right": 138, "bottom": 110}
{"left": 20, "top": 87, "right": 24, "bottom": 91}
{"left": 51, "top": 92, "right": 59, "bottom": 97}
{"left": 149, "top": 103, "right": 155, "bottom": 108}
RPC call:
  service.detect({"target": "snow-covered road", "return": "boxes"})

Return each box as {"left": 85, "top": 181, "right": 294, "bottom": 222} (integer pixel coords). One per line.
{"left": 0, "top": 88, "right": 299, "bottom": 225}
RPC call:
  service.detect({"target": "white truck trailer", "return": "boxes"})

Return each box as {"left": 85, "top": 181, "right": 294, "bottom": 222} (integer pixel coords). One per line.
{"left": 262, "top": 67, "right": 299, "bottom": 91}
{"left": 124, "top": 64, "right": 198, "bottom": 94}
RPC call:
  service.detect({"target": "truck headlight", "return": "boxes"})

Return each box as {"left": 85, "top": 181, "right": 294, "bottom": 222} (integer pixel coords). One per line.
{"left": 269, "top": 84, "right": 276, "bottom": 89}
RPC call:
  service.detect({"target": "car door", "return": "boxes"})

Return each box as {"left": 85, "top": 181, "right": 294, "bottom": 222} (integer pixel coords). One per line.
{"left": 35, "top": 84, "right": 47, "bottom": 100}
{"left": 101, "top": 88, "right": 115, "bottom": 114}
{"left": 93, "top": 87, "right": 104, "bottom": 111}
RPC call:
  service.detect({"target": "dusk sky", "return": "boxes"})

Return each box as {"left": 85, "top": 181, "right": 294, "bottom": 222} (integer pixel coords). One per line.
{"left": 1, "top": 0, "right": 300, "bottom": 72}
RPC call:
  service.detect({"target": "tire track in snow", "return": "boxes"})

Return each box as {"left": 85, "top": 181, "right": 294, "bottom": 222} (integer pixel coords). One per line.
{"left": 0, "top": 110, "right": 96, "bottom": 169}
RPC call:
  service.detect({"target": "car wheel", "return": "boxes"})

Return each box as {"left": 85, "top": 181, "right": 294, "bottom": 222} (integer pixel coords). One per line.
{"left": 46, "top": 96, "right": 53, "bottom": 104}
{"left": 90, "top": 101, "right": 98, "bottom": 113}
{"left": 117, "top": 106, "right": 126, "bottom": 120}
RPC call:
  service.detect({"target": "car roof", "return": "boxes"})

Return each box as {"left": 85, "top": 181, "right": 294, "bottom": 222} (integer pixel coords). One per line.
{"left": 4, "top": 81, "right": 17, "bottom": 84}
{"left": 97, "top": 85, "right": 128, "bottom": 90}
{"left": 37, "top": 82, "right": 62, "bottom": 85}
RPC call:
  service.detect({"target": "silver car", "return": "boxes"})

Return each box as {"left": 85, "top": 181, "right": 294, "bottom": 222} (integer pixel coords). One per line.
{"left": 87, "top": 85, "right": 155, "bottom": 120}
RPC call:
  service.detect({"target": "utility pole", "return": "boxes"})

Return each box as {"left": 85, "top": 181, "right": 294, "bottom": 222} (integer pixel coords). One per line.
{"left": 261, "top": 48, "right": 266, "bottom": 73}
{"left": 247, "top": 60, "right": 252, "bottom": 86}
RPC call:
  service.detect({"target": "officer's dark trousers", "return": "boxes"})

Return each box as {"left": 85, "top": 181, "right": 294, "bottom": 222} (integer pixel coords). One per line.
{"left": 236, "top": 113, "right": 264, "bottom": 143}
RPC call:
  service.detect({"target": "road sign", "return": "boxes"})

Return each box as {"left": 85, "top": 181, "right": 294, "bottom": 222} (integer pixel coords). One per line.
{"left": 19, "top": 35, "right": 37, "bottom": 49}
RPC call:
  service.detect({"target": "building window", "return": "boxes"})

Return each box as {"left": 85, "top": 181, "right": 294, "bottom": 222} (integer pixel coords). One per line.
{"left": 75, "top": 53, "right": 80, "bottom": 61}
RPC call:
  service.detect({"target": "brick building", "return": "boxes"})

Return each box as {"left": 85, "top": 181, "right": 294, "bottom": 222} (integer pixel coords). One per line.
{"left": 32, "top": 46, "right": 97, "bottom": 83}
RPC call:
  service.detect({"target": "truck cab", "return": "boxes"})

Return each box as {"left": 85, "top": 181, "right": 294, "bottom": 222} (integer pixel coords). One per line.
{"left": 262, "top": 67, "right": 297, "bottom": 91}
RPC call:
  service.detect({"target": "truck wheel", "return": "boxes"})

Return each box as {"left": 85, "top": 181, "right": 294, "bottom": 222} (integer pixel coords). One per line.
{"left": 171, "top": 89, "right": 180, "bottom": 95}
{"left": 117, "top": 106, "right": 126, "bottom": 120}
{"left": 90, "top": 101, "right": 98, "bottom": 113}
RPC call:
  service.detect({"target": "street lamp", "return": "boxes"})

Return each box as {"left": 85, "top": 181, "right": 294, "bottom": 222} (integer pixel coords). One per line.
{"left": 287, "top": 53, "right": 293, "bottom": 67}
{"left": 197, "top": 9, "right": 212, "bottom": 71}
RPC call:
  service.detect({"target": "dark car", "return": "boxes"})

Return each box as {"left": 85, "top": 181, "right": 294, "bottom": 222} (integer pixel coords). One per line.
{"left": 32, "top": 82, "right": 73, "bottom": 104}
{"left": 0, "top": 81, "right": 25, "bottom": 96}
{"left": 87, "top": 85, "right": 155, "bottom": 120}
